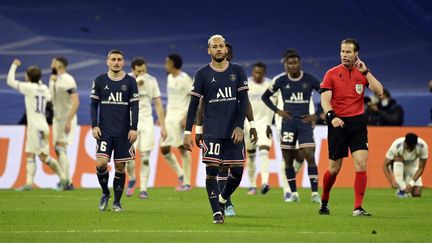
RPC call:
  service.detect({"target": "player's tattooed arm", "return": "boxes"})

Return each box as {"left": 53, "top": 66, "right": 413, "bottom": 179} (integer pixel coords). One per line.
{"left": 194, "top": 98, "right": 204, "bottom": 147}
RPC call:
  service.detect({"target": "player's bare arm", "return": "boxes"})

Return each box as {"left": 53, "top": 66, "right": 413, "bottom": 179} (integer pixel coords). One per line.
{"left": 154, "top": 97, "right": 167, "bottom": 141}
{"left": 405, "top": 158, "right": 427, "bottom": 193}
{"left": 92, "top": 127, "right": 101, "bottom": 140}
{"left": 383, "top": 158, "right": 398, "bottom": 188}
{"left": 320, "top": 90, "right": 344, "bottom": 127}
{"left": 65, "top": 93, "right": 80, "bottom": 133}
{"left": 246, "top": 98, "right": 258, "bottom": 144}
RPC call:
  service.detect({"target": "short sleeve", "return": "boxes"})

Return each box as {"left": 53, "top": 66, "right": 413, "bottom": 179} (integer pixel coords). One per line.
{"left": 320, "top": 70, "right": 333, "bottom": 91}
{"left": 420, "top": 142, "right": 428, "bottom": 160}
{"left": 129, "top": 77, "right": 139, "bottom": 103}
{"left": 151, "top": 78, "right": 161, "bottom": 99}
{"left": 191, "top": 70, "right": 204, "bottom": 98}
{"left": 385, "top": 141, "right": 398, "bottom": 160}
{"left": 236, "top": 66, "right": 248, "bottom": 92}
{"left": 66, "top": 76, "right": 77, "bottom": 94}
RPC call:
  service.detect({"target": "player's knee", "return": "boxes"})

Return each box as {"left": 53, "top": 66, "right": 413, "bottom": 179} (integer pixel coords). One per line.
{"left": 206, "top": 165, "right": 219, "bottom": 178}
{"left": 141, "top": 152, "right": 150, "bottom": 165}
{"left": 229, "top": 166, "right": 243, "bottom": 179}
{"left": 114, "top": 162, "right": 126, "bottom": 172}
{"left": 179, "top": 146, "right": 189, "bottom": 155}
{"left": 96, "top": 165, "right": 108, "bottom": 173}
{"left": 54, "top": 145, "right": 66, "bottom": 155}
{"left": 161, "top": 146, "right": 170, "bottom": 155}
{"left": 38, "top": 153, "right": 48, "bottom": 162}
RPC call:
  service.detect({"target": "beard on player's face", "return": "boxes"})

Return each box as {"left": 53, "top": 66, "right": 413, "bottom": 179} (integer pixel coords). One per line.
{"left": 211, "top": 53, "right": 226, "bottom": 63}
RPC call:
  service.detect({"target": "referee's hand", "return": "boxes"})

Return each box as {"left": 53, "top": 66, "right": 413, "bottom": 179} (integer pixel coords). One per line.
{"left": 331, "top": 117, "right": 344, "bottom": 128}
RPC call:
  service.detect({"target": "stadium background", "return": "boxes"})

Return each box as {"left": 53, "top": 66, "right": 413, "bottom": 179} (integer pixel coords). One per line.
{"left": 0, "top": 0, "right": 431, "bottom": 189}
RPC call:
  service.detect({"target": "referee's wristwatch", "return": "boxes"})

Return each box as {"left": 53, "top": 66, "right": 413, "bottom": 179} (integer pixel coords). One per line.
{"left": 362, "top": 69, "right": 369, "bottom": 76}
{"left": 326, "top": 110, "right": 337, "bottom": 124}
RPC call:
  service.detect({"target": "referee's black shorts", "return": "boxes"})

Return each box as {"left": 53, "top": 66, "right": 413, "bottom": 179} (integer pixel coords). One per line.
{"left": 327, "top": 114, "right": 368, "bottom": 160}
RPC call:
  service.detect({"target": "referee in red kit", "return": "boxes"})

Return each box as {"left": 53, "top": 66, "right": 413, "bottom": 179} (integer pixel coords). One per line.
{"left": 319, "top": 38, "right": 383, "bottom": 216}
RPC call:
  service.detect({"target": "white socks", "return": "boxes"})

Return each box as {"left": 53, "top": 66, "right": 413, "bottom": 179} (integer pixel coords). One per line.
{"left": 56, "top": 146, "right": 71, "bottom": 183}
{"left": 247, "top": 151, "right": 256, "bottom": 188}
{"left": 126, "top": 160, "right": 136, "bottom": 181}
{"left": 393, "top": 161, "right": 406, "bottom": 190}
{"left": 140, "top": 152, "right": 150, "bottom": 191}
{"left": 25, "top": 158, "right": 36, "bottom": 186}
{"left": 164, "top": 153, "right": 184, "bottom": 178}
{"left": 259, "top": 150, "right": 270, "bottom": 185}
{"left": 181, "top": 152, "right": 191, "bottom": 185}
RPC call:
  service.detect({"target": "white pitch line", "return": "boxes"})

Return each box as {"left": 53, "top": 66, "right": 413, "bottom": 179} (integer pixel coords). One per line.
{"left": 2, "top": 229, "right": 360, "bottom": 234}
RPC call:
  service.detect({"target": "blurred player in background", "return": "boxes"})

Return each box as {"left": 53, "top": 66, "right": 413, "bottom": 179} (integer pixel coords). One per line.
{"left": 244, "top": 62, "right": 275, "bottom": 196}
{"left": 125, "top": 57, "right": 167, "bottom": 199}
{"left": 90, "top": 50, "right": 139, "bottom": 212}
{"left": 49, "top": 57, "right": 80, "bottom": 190}
{"left": 7, "top": 59, "right": 67, "bottom": 191}
{"left": 263, "top": 49, "right": 321, "bottom": 203}
{"left": 160, "top": 54, "right": 193, "bottom": 191}
{"left": 383, "top": 133, "right": 428, "bottom": 198}
{"left": 184, "top": 34, "right": 249, "bottom": 224}
{"left": 319, "top": 39, "right": 383, "bottom": 216}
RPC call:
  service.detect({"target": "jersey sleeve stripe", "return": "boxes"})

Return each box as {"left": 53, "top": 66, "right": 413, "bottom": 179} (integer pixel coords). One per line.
{"left": 130, "top": 98, "right": 139, "bottom": 102}
{"left": 191, "top": 91, "right": 202, "bottom": 98}
{"left": 90, "top": 95, "right": 100, "bottom": 99}
{"left": 237, "top": 86, "right": 249, "bottom": 92}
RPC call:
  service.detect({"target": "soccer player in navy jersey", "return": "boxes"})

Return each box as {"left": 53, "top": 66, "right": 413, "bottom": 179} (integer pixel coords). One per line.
{"left": 262, "top": 49, "right": 321, "bottom": 203}
{"left": 90, "top": 50, "right": 139, "bottom": 212}
{"left": 183, "top": 35, "right": 249, "bottom": 224}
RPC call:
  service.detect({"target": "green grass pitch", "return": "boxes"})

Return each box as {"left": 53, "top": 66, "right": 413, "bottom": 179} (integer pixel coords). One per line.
{"left": 1, "top": 188, "right": 431, "bottom": 242}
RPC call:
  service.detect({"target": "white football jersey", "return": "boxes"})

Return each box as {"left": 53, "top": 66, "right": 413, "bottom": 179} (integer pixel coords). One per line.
{"left": 166, "top": 71, "right": 193, "bottom": 117}
{"left": 49, "top": 72, "right": 77, "bottom": 120}
{"left": 385, "top": 137, "right": 428, "bottom": 163}
{"left": 247, "top": 77, "right": 275, "bottom": 126}
{"left": 7, "top": 64, "right": 50, "bottom": 132}
{"left": 128, "top": 72, "right": 161, "bottom": 119}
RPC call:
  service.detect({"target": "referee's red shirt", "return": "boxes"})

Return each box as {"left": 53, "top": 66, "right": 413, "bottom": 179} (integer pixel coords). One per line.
{"left": 320, "top": 64, "right": 368, "bottom": 117}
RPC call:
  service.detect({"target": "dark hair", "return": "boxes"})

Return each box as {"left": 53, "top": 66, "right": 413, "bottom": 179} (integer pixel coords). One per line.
{"left": 26, "top": 66, "right": 42, "bottom": 83}
{"left": 405, "top": 133, "right": 418, "bottom": 149}
{"left": 55, "top": 57, "right": 68, "bottom": 68}
{"left": 131, "top": 57, "right": 146, "bottom": 70}
{"left": 226, "top": 42, "right": 233, "bottom": 61}
{"left": 341, "top": 38, "right": 360, "bottom": 52}
{"left": 253, "top": 62, "right": 266, "bottom": 71}
{"left": 382, "top": 89, "right": 391, "bottom": 98}
{"left": 167, "top": 54, "right": 183, "bottom": 69}
{"left": 107, "top": 49, "right": 124, "bottom": 58}
{"left": 283, "top": 48, "right": 300, "bottom": 61}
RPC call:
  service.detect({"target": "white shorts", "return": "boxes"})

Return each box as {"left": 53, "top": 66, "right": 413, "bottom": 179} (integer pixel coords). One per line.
{"left": 244, "top": 121, "right": 272, "bottom": 150}
{"left": 160, "top": 114, "right": 183, "bottom": 147}
{"left": 53, "top": 117, "right": 77, "bottom": 145}
{"left": 136, "top": 116, "right": 155, "bottom": 152}
{"left": 403, "top": 161, "right": 423, "bottom": 186}
{"left": 25, "top": 127, "right": 49, "bottom": 155}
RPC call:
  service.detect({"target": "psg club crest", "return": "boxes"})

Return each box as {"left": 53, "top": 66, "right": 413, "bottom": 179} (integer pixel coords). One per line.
{"left": 355, "top": 84, "right": 363, "bottom": 94}
{"left": 229, "top": 74, "right": 237, "bottom": 81}
{"left": 121, "top": 85, "right": 128, "bottom": 91}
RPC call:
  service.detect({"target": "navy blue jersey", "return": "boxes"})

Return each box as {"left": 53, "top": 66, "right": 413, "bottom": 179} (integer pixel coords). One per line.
{"left": 265, "top": 71, "right": 320, "bottom": 117}
{"left": 90, "top": 72, "right": 139, "bottom": 137}
{"left": 187, "top": 62, "right": 248, "bottom": 139}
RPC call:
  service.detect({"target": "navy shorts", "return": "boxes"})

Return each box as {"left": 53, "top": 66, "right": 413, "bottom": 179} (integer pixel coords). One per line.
{"left": 202, "top": 138, "right": 245, "bottom": 166}
{"left": 96, "top": 135, "right": 135, "bottom": 163}
{"left": 280, "top": 118, "right": 315, "bottom": 150}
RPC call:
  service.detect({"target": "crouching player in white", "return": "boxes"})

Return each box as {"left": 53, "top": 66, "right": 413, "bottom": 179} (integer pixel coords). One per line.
{"left": 125, "top": 57, "right": 167, "bottom": 199}
{"left": 7, "top": 59, "right": 67, "bottom": 190}
{"left": 244, "top": 62, "right": 276, "bottom": 195}
{"left": 383, "top": 133, "right": 428, "bottom": 198}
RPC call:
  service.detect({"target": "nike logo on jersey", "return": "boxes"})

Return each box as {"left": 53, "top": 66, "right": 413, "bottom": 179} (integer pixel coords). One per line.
{"left": 104, "top": 85, "right": 109, "bottom": 90}
{"left": 211, "top": 77, "right": 217, "bottom": 82}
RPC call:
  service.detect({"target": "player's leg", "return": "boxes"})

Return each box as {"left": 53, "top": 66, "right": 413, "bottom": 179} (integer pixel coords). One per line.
{"left": 219, "top": 139, "right": 245, "bottom": 215}
{"left": 202, "top": 138, "right": 224, "bottom": 223}
{"left": 112, "top": 137, "right": 135, "bottom": 211}
{"left": 280, "top": 161, "right": 292, "bottom": 201}
{"left": 404, "top": 161, "right": 422, "bottom": 197}
{"left": 293, "top": 145, "right": 305, "bottom": 174}
{"left": 37, "top": 131, "right": 67, "bottom": 188}
{"left": 179, "top": 146, "right": 192, "bottom": 190}
{"left": 280, "top": 119, "right": 300, "bottom": 202}
{"left": 139, "top": 151, "right": 151, "bottom": 199}
{"left": 246, "top": 149, "right": 257, "bottom": 195}
{"left": 19, "top": 129, "right": 38, "bottom": 191}
{"left": 96, "top": 136, "right": 113, "bottom": 211}
{"left": 393, "top": 157, "right": 406, "bottom": 197}
{"left": 217, "top": 166, "right": 235, "bottom": 216}
{"left": 298, "top": 123, "right": 320, "bottom": 203}
{"left": 53, "top": 119, "right": 73, "bottom": 189}
{"left": 259, "top": 145, "right": 271, "bottom": 195}
{"left": 125, "top": 158, "right": 136, "bottom": 196}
